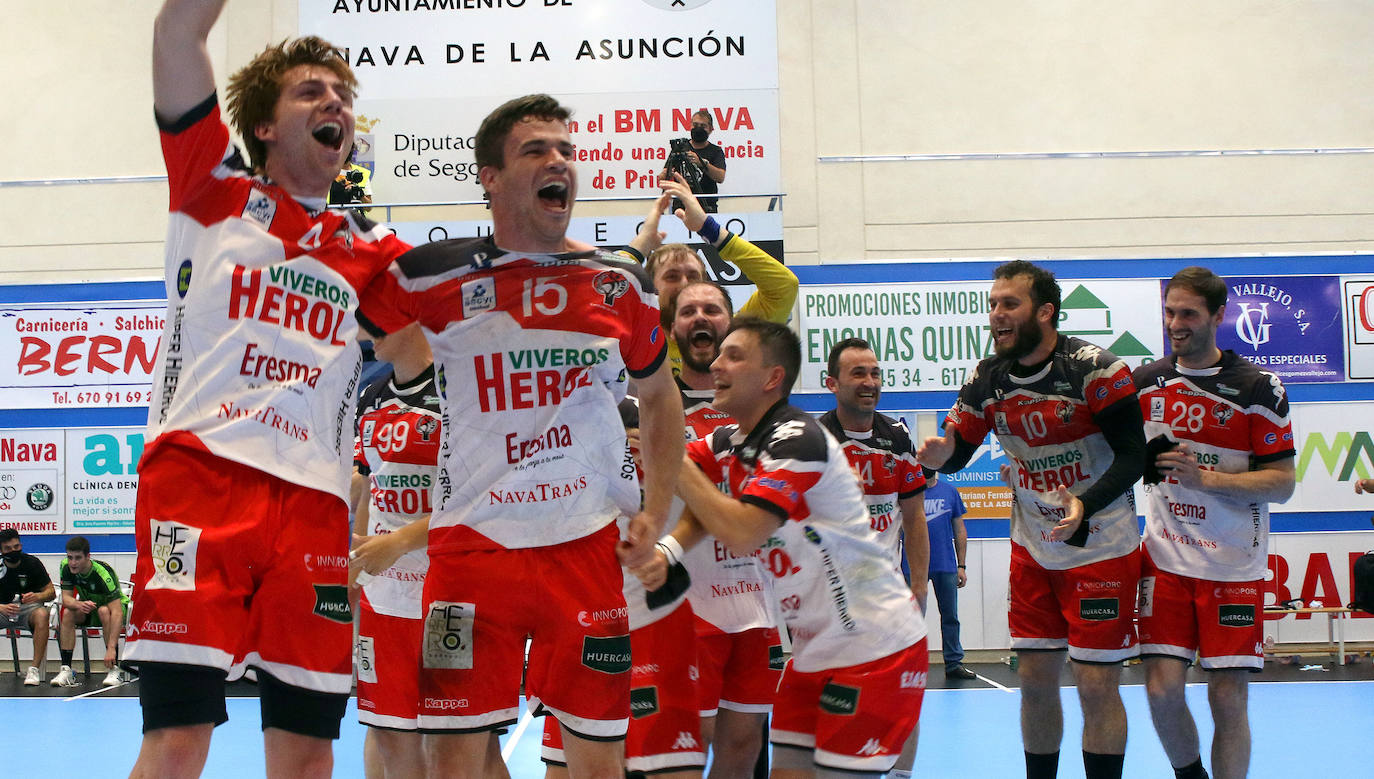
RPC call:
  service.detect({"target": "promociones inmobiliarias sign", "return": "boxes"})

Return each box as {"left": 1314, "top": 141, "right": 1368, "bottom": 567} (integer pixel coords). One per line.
{"left": 300, "top": 0, "right": 781, "bottom": 204}
{"left": 794, "top": 279, "right": 1163, "bottom": 393}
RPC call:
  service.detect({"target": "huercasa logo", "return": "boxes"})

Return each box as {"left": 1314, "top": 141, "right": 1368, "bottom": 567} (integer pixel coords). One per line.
{"left": 581, "top": 635, "right": 631, "bottom": 674}
{"left": 1079, "top": 597, "right": 1119, "bottom": 622}
{"left": 312, "top": 584, "right": 353, "bottom": 623}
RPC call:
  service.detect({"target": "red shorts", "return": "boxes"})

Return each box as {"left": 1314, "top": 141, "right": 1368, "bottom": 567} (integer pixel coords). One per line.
{"left": 125, "top": 443, "right": 353, "bottom": 693}
{"left": 769, "top": 640, "right": 927, "bottom": 773}
{"left": 1138, "top": 549, "right": 1263, "bottom": 671}
{"left": 543, "top": 600, "right": 705, "bottom": 772}
{"left": 356, "top": 592, "right": 423, "bottom": 729}
{"left": 418, "top": 523, "right": 630, "bottom": 737}
{"left": 1009, "top": 543, "right": 1140, "bottom": 663}
{"left": 695, "top": 620, "right": 783, "bottom": 716}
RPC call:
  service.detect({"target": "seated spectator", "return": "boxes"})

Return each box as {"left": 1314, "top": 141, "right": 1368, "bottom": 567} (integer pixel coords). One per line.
{"left": 0, "top": 528, "right": 56, "bottom": 686}
{"left": 53, "top": 536, "right": 128, "bottom": 687}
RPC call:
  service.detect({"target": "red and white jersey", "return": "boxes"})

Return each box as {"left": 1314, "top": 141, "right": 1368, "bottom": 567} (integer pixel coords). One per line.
{"left": 146, "top": 95, "right": 407, "bottom": 498}
{"left": 818, "top": 410, "right": 926, "bottom": 568}
{"left": 945, "top": 336, "right": 1140, "bottom": 570}
{"left": 687, "top": 403, "right": 925, "bottom": 673}
{"left": 353, "top": 367, "right": 440, "bottom": 618}
{"left": 1134, "top": 352, "right": 1295, "bottom": 581}
{"left": 679, "top": 382, "right": 773, "bottom": 635}
{"left": 361, "top": 236, "right": 666, "bottom": 554}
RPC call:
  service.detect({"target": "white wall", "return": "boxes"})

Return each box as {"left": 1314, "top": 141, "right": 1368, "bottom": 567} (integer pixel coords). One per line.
{"left": 4, "top": 1, "right": 1374, "bottom": 284}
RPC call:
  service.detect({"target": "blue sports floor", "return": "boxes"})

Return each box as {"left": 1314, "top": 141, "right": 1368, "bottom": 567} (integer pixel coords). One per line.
{"left": 6, "top": 663, "right": 1370, "bottom": 777}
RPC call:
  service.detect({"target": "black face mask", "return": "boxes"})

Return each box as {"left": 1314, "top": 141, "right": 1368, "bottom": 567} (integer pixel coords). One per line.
{"left": 2, "top": 550, "right": 21, "bottom": 564}
{"left": 690, "top": 126, "right": 709, "bottom": 144}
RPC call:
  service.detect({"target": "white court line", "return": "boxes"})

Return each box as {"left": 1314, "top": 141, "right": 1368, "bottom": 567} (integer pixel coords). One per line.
{"left": 501, "top": 708, "right": 536, "bottom": 763}
{"left": 64, "top": 679, "right": 134, "bottom": 702}
{"left": 973, "top": 671, "right": 1015, "bottom": 693}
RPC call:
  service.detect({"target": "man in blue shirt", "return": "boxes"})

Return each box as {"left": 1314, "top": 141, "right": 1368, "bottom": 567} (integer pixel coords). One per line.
{"left": 922, "top": 468, "right": 975, "bottom": 679}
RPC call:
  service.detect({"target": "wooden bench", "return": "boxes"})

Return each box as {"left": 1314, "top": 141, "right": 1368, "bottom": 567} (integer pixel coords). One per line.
{"left": 1262, "top": 606, "right": 1356, "bottom": 665}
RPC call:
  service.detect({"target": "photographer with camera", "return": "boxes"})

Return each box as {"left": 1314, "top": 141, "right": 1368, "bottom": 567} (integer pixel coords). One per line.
{"left": 664, "top": 110, "right": 726, "bottom": 212}
{"left": 329, "top": 144, "right": 372, "bottom": 211}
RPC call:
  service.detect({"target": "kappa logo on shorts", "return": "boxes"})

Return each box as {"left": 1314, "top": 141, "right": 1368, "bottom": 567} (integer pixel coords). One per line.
{"left": 672, "top": 731, "right": 700, "bottom": 750}
{"left": 857, "top": 738, "right": 883, "bottom": 756}
{"left": 581, "top": 634, "right": 632, "bottom": 675}
{"left": 423, "top": 601, "right": 475, "bottom": 670}
{"left": 768, "top": 643, "right": 787, "bottom": 671}
{"left": 461, "top": 279, "right": 496, "bottom": 318}
{"left": 1218, "top": 604, "right": 1256, "bottom": 628}
{"left": 242, "top": 188, "right": 278, "bottom": 227}
{"left": 356, "top": 635, "right": 378, "bottom": 684}
{"left": 1079, "top": 597, "right": 1120, "bottom": 622}
{"left": 313, "top": 585, "right": 353, "bottom": 623}
{"left": 629, "top": 686, "right": 659, "bottom": 719}
{"left": 818, "top": 682, "right": 860, "bottom": 716}
{"left": 146, "top": 519, "right": 201, "bottom": 592}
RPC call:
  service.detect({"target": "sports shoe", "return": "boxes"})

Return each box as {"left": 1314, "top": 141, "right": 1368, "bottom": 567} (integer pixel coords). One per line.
{"left": 23, "top": 666, "right": 42, "bottom": 686}
{"left": 50, "top": 665, "right": 78, "bottom": 688}
{"left": 944, "top": 663, "right": 977, "bottom": 680}
{"left": 101, "top": 668, "right": 122, "bottom": 687}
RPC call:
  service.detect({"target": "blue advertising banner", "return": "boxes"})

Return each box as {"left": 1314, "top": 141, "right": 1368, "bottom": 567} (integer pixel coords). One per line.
{"left": 1180, "top": 276, "right": 1344, "bottom": 384}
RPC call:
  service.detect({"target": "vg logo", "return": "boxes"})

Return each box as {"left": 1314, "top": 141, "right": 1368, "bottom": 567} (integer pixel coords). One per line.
{"left": 1235, "top": 302, "right": 1271, "bottom": 350}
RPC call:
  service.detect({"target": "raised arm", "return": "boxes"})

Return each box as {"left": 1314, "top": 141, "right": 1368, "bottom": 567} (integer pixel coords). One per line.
{"left": 153, "top": 0, "right": 226, "bottom": 123}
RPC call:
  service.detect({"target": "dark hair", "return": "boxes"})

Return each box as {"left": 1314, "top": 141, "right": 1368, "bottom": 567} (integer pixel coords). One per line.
{"left": 1165, "top": 266, "right": 1228, "bottom": 314}
{"left": 675, "top": 281, "right": 734, "bottom": 318}
{"left": 474, "top": 94, "right": 572, "bottom": 172}
{"left": 826, "top": 337, "right": 872, "bottom": 380}
{"left": 225, "top": 36, "right": 357, "bottom": 172}
{"left": 728, "top": 318, "right": 801, "bottom": 397}
{"left": 65, "top": 536, "right": 90, "bottom": 556}
{"left": 994, "top": 260, "right": 1061, "bottom": 326}
{"left": 0, "top": 528, "right": 18, "bottom": 544}
{"left": 692, "top": 109, "right": 713, "bottom": 129}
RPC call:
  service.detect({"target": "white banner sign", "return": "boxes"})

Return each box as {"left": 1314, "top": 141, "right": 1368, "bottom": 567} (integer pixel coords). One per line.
{"left": 301, "top": 1, "right": 781, "bottom": 202}
{"left": 302, "top": 0, "right": 778, "bottom": 98}
{"left": 1289, "top": 401, "right": 1374, "bottom": 511}
{"left": 794, "top": 279, "right": 1165, "bottom": 392}
{"left": 65, "top": 428, "right": 143, "bottom": 533}
{"left": 0, "top": 303, "right": 162, "bottom": 410}
{"left": 0, "top": 430, "right": 62, "bottom": 533}
{"left": 1341, "top": 275, "right": 1374, "bottom": 379}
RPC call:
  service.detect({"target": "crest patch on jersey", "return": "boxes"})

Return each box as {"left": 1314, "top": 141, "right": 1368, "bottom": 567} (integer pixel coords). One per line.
{"left": 1150, "top": 396, "right": 1165, "bottom": 422}
{"left": 592, "top": 270, "right": 630, "bottom": 306}
{"left": 461, "top": 279, "right": 496, "bottom": 318}
{"left": 242, "top": 188, "right": 278, "bottom": 227}
{"left": 994, "top": 412, "right": 1011, "bottom": 436}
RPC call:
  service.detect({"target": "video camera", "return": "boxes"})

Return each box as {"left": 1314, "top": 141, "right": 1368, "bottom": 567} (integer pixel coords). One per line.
{"left": 665, "top": 137, "right": 704, "bottom": 212}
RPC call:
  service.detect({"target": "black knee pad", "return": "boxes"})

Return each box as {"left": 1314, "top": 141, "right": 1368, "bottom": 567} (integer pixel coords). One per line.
{"left": 138, "top": 662, "right": 229, "bottom": 734}
{"left": 258, "top": 671, "right": 349, "bottom": 740}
